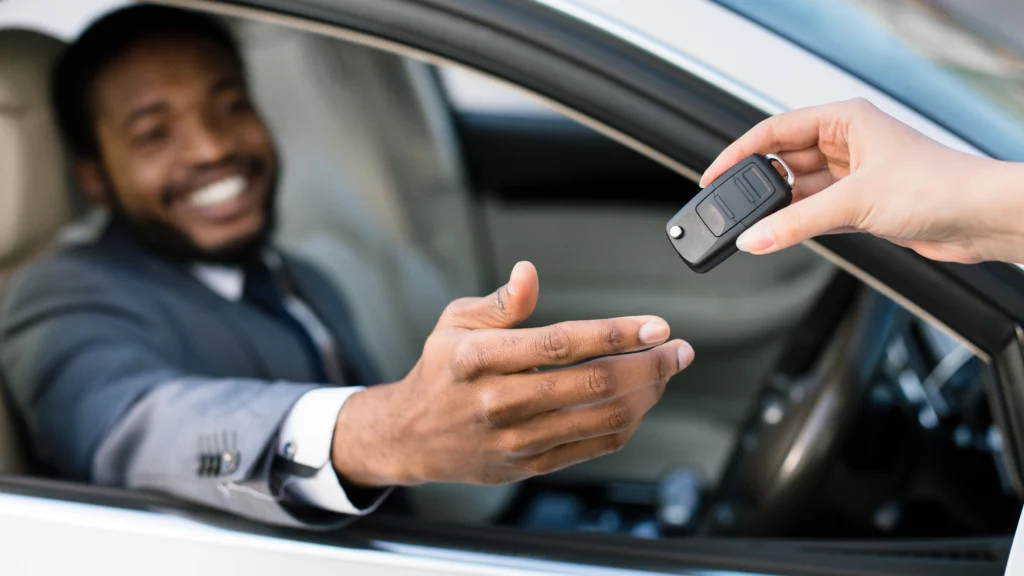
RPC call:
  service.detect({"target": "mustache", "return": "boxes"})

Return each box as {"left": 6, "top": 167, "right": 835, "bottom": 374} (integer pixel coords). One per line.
{"left": 160, "top": 155, "right": 266, "bottom": 207}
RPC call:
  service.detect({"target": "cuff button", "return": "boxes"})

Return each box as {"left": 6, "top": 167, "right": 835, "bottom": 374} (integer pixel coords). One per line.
{"left": 282, "top": 442, "right": 297, "bottom": 459}
{"left": 220, "top": 451, "right": 240, "bottom": 475}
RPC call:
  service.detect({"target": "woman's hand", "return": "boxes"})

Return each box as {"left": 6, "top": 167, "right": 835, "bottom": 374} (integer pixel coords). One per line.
{"left": 702, "top": 98, "right": 1024, "bottom": 264}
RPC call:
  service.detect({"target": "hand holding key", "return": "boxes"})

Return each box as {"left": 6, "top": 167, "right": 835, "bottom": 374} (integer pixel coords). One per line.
{"left": 667, "top": 153, "right": 793, "bottom": 272}
{"left": 701, "top": 98, "right": 1024, "bottom": 265}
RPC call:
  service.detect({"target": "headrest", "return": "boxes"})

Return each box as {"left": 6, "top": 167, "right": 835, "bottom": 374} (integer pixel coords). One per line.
{"left": 0, "top": 30, "right": 71, "bottom": 267}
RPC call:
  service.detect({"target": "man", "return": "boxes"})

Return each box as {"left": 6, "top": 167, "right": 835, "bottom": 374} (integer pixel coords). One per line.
{"left": 0, "top": 5, "right": 693, "bottom": 528}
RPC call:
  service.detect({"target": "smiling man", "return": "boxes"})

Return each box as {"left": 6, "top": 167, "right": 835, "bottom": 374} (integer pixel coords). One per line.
{"left": 0, "top": 5, "right": 693, "bottom": 528}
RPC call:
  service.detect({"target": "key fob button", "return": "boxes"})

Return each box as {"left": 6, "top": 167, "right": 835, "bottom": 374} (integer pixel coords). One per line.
{"left": 665, "top": 154, "right": 793, "bottom": 273}
{"left": 697, "top": 197, "right": 730, "bottom": 236}
{"left": 742, "top": 166, "right": 772, "bottom": 200}
{"left": 717, "top": 179, "right": 757, "bottom": 219}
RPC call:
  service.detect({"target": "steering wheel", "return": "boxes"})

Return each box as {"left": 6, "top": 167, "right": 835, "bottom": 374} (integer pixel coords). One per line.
{"left": 695, "top": 289, "right": 900, "bottom": 536}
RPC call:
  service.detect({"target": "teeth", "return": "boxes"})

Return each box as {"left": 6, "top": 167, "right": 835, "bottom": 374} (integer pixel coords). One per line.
{"left": 189, "top": 176, "right": 247, "bottom": 208}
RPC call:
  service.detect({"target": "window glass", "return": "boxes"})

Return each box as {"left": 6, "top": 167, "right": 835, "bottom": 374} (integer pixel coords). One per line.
{"left": 716, "top": 0, "right": 1024, "bottom": 160}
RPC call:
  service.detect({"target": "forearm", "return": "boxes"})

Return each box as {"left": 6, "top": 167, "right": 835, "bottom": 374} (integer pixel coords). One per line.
{"left": 969, "top": 158, "right": 1024, "bottom": 264}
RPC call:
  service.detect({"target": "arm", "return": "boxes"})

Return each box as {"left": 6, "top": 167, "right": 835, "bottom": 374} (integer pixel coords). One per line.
{"left": 328, "top": 262, "right": 695, "bottom": 488}
{"left": 701, "top": 98, "right": 1024, "bottom": 264}
{"left": 0, "top": 258, "right": 352, "bottom": 528}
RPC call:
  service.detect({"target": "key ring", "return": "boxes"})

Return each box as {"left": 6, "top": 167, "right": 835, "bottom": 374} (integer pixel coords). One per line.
{"left": 764, "top": 154, "right": 795, "bottom": 187}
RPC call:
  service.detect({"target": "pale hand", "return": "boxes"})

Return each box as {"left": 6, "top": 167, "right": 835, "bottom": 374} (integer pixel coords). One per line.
{"left": 702, "top": 98, "right": 1024, "bottom": 264}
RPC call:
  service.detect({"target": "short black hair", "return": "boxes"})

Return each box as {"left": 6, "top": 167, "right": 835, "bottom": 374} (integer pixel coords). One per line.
{"left": 52, "top": 5, "right": 243, "bottom": 159}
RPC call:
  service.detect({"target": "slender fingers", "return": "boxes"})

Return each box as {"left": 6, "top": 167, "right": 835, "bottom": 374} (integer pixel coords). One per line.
{"left": 790, "top": 167, "right": 838, "bottom": 202}
{"left": 701, "top": 105, "right": 837, "bottom": 186}
{"left": 778, "top": 146, "right": 829, "bottom": 175}
{"left": 737, "top": 173, "right": 866, "bottom": 254}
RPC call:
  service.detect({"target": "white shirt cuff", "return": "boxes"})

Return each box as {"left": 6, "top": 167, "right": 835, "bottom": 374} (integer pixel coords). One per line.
{"left": 276, "top": 386, "right": 389, "bottom": 515}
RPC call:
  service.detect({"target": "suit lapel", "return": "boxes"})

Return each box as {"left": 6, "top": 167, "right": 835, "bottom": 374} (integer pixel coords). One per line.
{"left": 98, "top": 223, "right": 316, "bottom": 382}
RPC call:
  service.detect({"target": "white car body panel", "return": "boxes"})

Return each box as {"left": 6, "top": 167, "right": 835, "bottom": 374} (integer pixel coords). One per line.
{"left": 1, "top": 492, "right": 700, "bottom": 576}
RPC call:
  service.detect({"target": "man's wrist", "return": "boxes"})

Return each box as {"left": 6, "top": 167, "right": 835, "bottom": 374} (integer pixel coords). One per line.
{"left": 330, "top": 383, "right": 422, "bottom": 487}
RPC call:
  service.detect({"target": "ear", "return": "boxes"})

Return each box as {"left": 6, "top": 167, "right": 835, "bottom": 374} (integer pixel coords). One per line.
{"left": 75, "top": 160, "right": 109, "bottom": 206}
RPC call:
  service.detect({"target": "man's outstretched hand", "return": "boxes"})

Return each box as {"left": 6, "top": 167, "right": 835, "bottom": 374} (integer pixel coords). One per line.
{"left": 331, "top": 261, "right": 693, "bottom": 487}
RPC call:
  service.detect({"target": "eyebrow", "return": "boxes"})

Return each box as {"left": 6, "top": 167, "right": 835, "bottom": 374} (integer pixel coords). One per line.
{"left": 116, "top": 75, "right": 245, "bottom": 133}
{"left": 210, "top": 75, "right": 244, "bottom": 95}
{"left": 120, "top": 101, "right": 169, "bottom": 132}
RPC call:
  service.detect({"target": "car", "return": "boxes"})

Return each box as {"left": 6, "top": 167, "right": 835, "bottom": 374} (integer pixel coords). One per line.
{"left": 2, "top": 0, "right": 1024, "bottom": 574}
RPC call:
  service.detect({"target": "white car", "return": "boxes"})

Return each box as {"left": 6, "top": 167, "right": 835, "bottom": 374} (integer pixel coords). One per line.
{"left": 2, "top": 0, "right": 1024, "bottom": 574}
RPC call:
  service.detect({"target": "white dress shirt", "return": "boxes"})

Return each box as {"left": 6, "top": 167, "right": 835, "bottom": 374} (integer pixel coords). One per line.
{"left": 191, "top": 259, "right": 389, "bottom": 516}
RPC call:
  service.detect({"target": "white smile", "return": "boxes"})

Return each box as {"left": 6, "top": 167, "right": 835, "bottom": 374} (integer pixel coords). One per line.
{"left": 188, "top": 175, "right": 248, "bottom": 208}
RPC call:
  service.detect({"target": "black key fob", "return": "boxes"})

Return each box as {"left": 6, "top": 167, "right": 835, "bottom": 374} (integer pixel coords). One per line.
{"left": 666, "top": 153, "right": 793, "bottom": 273}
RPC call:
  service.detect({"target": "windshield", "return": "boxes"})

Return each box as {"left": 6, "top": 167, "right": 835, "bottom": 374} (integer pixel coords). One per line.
{"left": 715, "top": 0, "right": 1024, "bottom": 161}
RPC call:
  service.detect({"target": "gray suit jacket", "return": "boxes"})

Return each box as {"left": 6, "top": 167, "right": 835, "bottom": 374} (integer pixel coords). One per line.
{"left": 0, "top": 221, "right": 381, "bottom": 528}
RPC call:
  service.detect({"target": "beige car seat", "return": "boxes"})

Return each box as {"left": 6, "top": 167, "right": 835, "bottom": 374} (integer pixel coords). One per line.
{"left": 0, "top": 30, "right": 74, "bottom": 474}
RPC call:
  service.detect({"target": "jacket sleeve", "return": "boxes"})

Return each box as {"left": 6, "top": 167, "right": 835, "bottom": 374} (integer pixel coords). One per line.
{"left": 0, "top": 257, "right": 351, "bottom": 529}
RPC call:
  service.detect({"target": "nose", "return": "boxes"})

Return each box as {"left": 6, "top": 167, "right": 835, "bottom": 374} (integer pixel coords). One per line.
{"left": 179, "top": 114, "right": 236, "bottom": 166}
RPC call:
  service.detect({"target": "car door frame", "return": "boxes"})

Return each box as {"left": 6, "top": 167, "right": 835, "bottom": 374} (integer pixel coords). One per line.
{"left": 1, "top": 0, "right": 1021, "bottom": 574}
{"left": 189, "top": 0, "right": 1024, "bottom": 497}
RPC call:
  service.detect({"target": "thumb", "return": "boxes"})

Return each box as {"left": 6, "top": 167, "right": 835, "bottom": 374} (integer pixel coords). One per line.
{"left": 441, "top": 261, "right": 539, "bottom": 330}
{"left": 736, "top": 175, "right": 865, "bottom": 255}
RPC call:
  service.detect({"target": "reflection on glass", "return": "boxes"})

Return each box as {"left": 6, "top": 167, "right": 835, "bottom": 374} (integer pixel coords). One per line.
{"left": 717, "top": 0, "right": 1024, "bottom": 160}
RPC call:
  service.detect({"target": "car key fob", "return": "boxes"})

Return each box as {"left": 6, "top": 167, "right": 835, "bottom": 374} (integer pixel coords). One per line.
{"left": 665, "top": 153, "right": 794, "bottom": 273}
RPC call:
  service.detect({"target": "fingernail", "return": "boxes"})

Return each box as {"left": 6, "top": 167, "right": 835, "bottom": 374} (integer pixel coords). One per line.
{"left": 676, "top": 341, "right": 695, "bottom": 369}
{"left": 698, "top": 175, "right": 707, "bottom": 188}
{"left": 736, "top": 225, "right": 775, "bottom": 253}
{"left": 507, "top": 262, "right": 525, "bottom": 296}
{"left": 639, "top": 319, "right": 670, "bottom": 344}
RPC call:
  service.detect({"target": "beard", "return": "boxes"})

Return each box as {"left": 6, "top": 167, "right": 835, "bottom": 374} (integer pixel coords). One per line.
{"left": 105, "top": 158, "right": 279, "bottom": 267}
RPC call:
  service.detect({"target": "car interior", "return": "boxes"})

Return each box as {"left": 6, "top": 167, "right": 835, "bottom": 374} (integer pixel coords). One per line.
{"left": 0, "top": 2, "right": 1020, "bottom": 550}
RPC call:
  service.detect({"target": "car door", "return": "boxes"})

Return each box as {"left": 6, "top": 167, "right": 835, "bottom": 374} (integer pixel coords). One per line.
{"left": 2, "top": 1, "right": 1024, "bottom": 575}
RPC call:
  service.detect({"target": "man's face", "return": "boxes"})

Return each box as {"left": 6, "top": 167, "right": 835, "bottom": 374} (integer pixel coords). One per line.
{"left": 86, "top": 35, "right": 277, "bottom": 262}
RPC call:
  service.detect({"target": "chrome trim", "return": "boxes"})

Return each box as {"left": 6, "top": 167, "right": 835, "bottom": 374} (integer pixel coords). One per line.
{"left": 764, "top": 153, "right": 794, "bottom": 187}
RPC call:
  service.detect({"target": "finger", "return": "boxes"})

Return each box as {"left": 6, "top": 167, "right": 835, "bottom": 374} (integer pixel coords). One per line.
{"left": 790, "top": 167, "right": 838, "bottom": 202}
{"left": 519, "top": 418, "right": 644, "bottom": 476}
{"left": 498, "top": 371, "right": 668, "bottom": 456}
{"left": 478, "top": 340, "right": 692, "bottom": 426}
{"left": 461, "top": 315, "right": 675, "bottom": 378}
{"left": 701, "top": 104, "right": 838, "bottom": 187}
{"left": 440, "top": 261, "right": 539, "bottom": 330}
{"left": 736, "top": 174, "right": 866, "bottom": 255}
{"left": 778, "top": 146, "right": 828, "bottom": 175}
